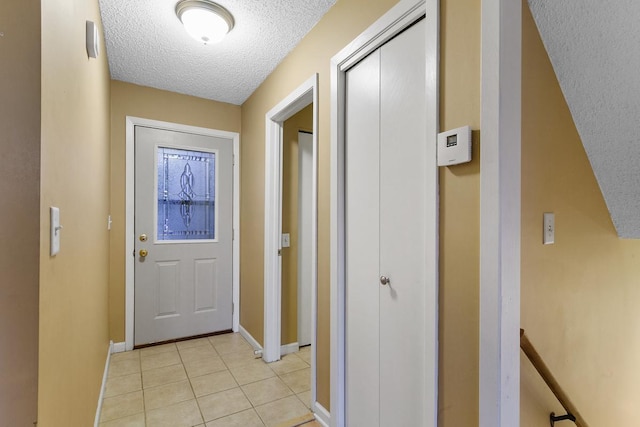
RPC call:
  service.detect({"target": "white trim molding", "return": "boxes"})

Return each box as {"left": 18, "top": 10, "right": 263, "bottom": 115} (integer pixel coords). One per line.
{"left": 125, "top": 117, "right": 241, "bottom": 350}
{"left": 239, "top": 325, "right": 263, "bottom": 353}
{"left": 329, "top": 1, "right": 439, "bottom": 426}
{"left": 112, "top": 342, "right": 126, "bottom": 353}
{"left": 313, "top": 402, "right": 331, "bottom": 427}
{"left": 94, "top": 341, "right": 113, "bottom": 427}
{"left": 280, "top": 342, "right": 299, "bottom": 356}
{"left": 479, "top": 0, "right": 522, "bottom": 426}
{"left": 237, "top": 326, "right": 299, "bottom": 356}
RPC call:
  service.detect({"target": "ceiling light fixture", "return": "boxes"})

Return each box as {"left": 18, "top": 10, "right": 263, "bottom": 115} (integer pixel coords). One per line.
{"left": 175, "top": 0, "right": 234, "bottom": 45}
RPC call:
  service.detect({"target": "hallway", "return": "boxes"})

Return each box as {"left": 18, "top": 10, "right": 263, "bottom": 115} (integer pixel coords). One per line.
{"left": 99, "top": 333, "right": 316, "bottom": 426}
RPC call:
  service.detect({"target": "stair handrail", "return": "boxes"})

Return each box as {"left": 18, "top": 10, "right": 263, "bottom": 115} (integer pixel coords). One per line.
{"left": 520, "top": 328, "right": 589, "bottom": 427}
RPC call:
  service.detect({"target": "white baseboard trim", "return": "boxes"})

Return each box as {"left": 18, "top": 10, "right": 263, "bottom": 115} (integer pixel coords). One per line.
{"left": 112, "top": 342, "right": 126, "bottom": 353}
{"left": 239, "top": 325, "right": 263, "bottom": 353}
{"left": 94, "top": 341, "right": 113, "bottom": 427}
{"left": 281, "top": 342, "right": 299, "bottom": 356}
{"left": 313, "top": 401, "right": 330, "bottom": 427}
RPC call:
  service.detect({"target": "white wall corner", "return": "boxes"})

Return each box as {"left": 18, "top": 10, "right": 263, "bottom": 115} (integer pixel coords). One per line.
{"left": 479, "top": 0, "right": 522, "bottom": 426}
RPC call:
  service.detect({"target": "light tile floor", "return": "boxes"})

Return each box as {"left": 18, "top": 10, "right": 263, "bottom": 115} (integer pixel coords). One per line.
{"left": 100, "top": 333, "right": 314, "bottom": 427}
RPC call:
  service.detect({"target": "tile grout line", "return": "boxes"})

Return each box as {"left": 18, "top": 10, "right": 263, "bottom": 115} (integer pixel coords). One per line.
{"left": 176, "top": 339, "right": 204, "bottom": 425}
{"left": 235, "top": 361, "right": 268, "bottom": 426}
{"left": 137, "top": 350, "right": 148, "bottom": 427}
{"left": 101, "top": 351, "right": 144, "bottom": 426}
{"left": 191, "top": 337, "right": 266, "bottom": 425}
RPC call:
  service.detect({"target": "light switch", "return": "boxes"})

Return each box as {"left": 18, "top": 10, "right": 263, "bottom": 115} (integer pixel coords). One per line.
{"left": 281, "top": 233, "right": 290, "bottom": 248}
{"left": 543, "top": 212, "right": 554, "bottom": 245}
{"left": 50, "top": 207, "right": 62, "bottom": 256}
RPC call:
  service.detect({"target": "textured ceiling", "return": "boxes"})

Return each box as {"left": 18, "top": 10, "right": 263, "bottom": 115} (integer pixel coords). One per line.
{"left": 529, "top": 0, "right": 640, "bottom": 238}
{"left": 98, "top": 0, "right": 335, "bottom": 105}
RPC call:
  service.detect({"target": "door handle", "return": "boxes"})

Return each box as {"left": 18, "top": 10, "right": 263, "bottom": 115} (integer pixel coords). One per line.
{"left": 380, "top": 276, "right": 390, "bottom": 286}
{"left": 139, "top": 249, "right": 148, "bottom": 257}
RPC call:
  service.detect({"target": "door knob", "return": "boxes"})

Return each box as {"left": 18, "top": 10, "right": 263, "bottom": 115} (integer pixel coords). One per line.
{"left": 139, "top": 234, "right": 148, "bottom": 242}
{"left": 139, "top": 249, "right": 148, "bottom": 257}
{"left": 380, "top": 276, "right": 390, "bottom": 286}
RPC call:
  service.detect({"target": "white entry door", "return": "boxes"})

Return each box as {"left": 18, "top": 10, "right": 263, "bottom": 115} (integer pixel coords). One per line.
{"left": 345, "top": 19, "right": 428, "bottom": 426}
{"left": 134, "top": 126, "right": 233, "bottom": 346}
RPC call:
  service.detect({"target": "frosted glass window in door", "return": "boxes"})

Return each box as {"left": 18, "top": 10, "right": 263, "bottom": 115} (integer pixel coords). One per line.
{"left": 157, "top": 147, "right": 216, "bottom": 240}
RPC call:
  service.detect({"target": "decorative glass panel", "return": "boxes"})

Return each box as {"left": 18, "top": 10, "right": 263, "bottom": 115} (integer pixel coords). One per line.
{"left": 157, "top": 147, "right": 216, "bottom": 240}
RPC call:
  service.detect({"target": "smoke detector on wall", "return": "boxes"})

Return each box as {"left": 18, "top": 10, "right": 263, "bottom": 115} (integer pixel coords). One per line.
{"left": 86, "top": 20, "right": 100, "bottom": 58}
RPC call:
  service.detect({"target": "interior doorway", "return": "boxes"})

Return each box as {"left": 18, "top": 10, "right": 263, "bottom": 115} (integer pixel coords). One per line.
{"left": 280, "top": 124, "right": 314, "bottom": 353}
{"left": 263, "top": 74, "right": 319, "bottom": 412}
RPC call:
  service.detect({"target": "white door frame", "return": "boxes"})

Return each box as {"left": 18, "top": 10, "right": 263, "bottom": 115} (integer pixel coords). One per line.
{"left": 479, "top": 0, "right": 521, "bottom": 426}
{"left": 263, "top": 74, "right": 319, "bottom": 397}
{"left": 330, "top": 1, "right": 439, "bottom": 426}
{"left": 124, "top": 116, "right": 241, "bottom": 351}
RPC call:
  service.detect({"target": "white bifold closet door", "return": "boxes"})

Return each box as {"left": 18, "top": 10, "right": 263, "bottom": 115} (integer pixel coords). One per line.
{"left": 345, "top": 19, "right": 427, "bottom": 427}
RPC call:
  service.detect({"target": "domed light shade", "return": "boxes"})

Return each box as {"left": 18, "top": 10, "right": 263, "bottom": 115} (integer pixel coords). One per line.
{"left": 176, "top": 0, "right": 234, "bottom": 45}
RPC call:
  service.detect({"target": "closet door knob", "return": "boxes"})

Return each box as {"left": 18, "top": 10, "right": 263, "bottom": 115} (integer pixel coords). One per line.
{"left": 380, "top": 276, "right": 390, "bottom": 286}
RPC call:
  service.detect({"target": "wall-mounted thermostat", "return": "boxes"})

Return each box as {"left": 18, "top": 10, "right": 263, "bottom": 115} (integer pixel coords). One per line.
{"left": 437, "top": 125, "right": 472, "bottom": 166}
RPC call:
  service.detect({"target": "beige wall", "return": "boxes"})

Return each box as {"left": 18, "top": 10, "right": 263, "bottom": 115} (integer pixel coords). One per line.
{"left": 240, "top": 0, "right": 481, "bottom": 413}
{"left": 109, "top": 81, "right": 242, "bottom": 341}
{"left": 521, "top": 4, "right": 640, "bottom": 425}
{"left": 0, "top": 0, "right": 41, "bottom": 424}
{"left": 438, "top": 0, "right": 481, "bottom": 426}
{"left": 281, "top": 105, "right": 314, "bottom": 345}
{"left": 39, "top": 0, "right": 112, "bottom": 424}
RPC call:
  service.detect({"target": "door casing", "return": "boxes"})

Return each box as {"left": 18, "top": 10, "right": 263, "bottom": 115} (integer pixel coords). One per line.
{"left": 263, "top": 74, "right": 319, "bottom": 412}
{"left": 124, "top": 117, "right": 240, "bottom": 351}
{"left": 330, "top": 1, "right": 439, "bottom": 426}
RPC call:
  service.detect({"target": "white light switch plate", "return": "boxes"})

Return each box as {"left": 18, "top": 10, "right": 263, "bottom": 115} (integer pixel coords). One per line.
{"left": 50, "top": 207, "right": 61, "bottom": 256}
{"left": 281, "top": 233, "right": 290, "bottom": 248}
{"left": 543, "top": 212, "right": 554, "bottom": 245}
